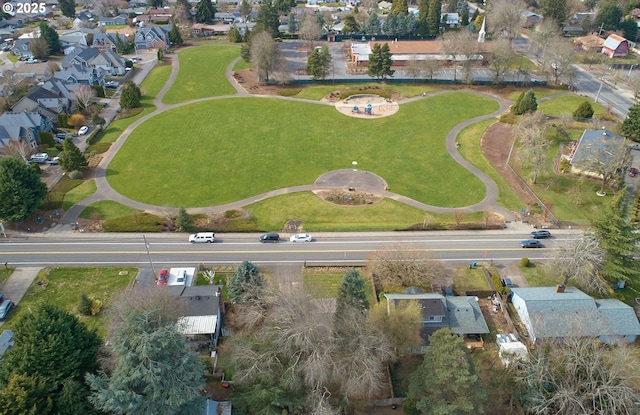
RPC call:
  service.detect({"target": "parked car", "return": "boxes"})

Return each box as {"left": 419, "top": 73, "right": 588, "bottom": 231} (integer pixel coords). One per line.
{"left": 25, "top": 58, "right": 38, "bottom": 64}
{"left": 259, "top": 232, "right": 280, "bottom": 243}
{"left": 629, "top": 167, "right": 638, "bottom": 177}
{"left": 189, "top": 232, "right": 215, "bottom": 243}
{"left": 0, "top": 299, "right": 14, "bottom": 320}
{"left": 290, "top": 233, "right": 312, "bottom": 243}
{"left": 105, "top": 81, "right": 119, "bottom": 89}
{"left": 157, "top": 269, "right": 168, "bottom": 285}
{"left": 531, "top": 230, "right": 552, "bottom": 239}
{"left": 48, "top": 156, "right": 60, "bottom": 165}
{"left": 78, "top": 126, "right": 89, "bottom": 135}
{"left": 501, "top": 277, "right": 514, "bottom": 288}
{"left": 29, "top": 153, "right": 49, "bottom": 164}
{"left": 521, "top": 239, "right": 543, "bottom": 248}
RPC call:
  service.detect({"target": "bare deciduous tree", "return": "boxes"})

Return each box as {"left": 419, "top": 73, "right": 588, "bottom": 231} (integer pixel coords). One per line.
{"left": 442, "top": 31, "right": 479, "bottom": 83}
{"left": 488, "top": 0, "right": 525, "bottom": 41}
{"left": 515, "top": 336, "right": 640, "bottom": 415}
{"left": 529, "top": 18, "right": 561, "bottom": 64}
{"left": 543, "top": 37, "right": 576, "bottom": 85}
{"left": 367, "top": 245, "right": 447, "bottom": 291}
{"left": 4, "top": 139, "right": 33, "bottom": 162}
{"left": 572, "top": 131, "right": 629, "bottom": 195}
{"left": 250, "top": 31, "right": 282, "bottom": 83}
{"left": 73, "top": 84, "right": 96, "bottom": 110}
{"left": 300, "top": 15, "right": 323, "bottom": 49}
{"left": 546, "top": 231, "right": 607, "bottom": 295}
{"left": 515, "top": 112, "right": 549, "bottom": 184}
{"left": 28, "top": 36, "right": 49, "bottom": 59}
{"left": 489, "top": 37, "right": 515, "bottom": 83}
{"left": 369, "top": 300, "right": 422, "bottom": 356}
{"left": 405, "top": 55, "right": 423, "bottom": 81}
{"left": 422, "top": 58, "right": 441, "bottom": 80}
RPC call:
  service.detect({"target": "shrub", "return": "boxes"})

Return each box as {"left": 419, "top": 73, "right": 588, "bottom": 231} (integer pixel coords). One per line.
{"left": 69, "top": 170, "right": 83, "bottom": 180}
{"left": 102, "top": 212, "right": 166, "bottom": 232}
{"left": 224, "top": 209, "right": 239, "bottom": 219}
{"left": 490, "top": 272, "right": 509, "bottom": 295}
{"left": 78, "top": 294, "right": 92, "bottom": 316}
{"left": 559, "top": 158, "right": 571, "bottom": 173}
{"left": 86, "top": 142, "right": 111, "bottom": 154}
{"left": 573, "top": 101, "right": 594, "bottom": 119}
{"left": 402, "top": 398, "right": 419, "bottom": 415}
{"left": 39, "top": 131, "right": 55, "bottom": 146}
{"left": 57, "top": 113, "right": 68, "bottom": 128}
{"left": 512, "top": 90, "right": 537, "bottom": 115}
{"left": 176, "top": 207, "right": 193, "bottom": 232}
{"left": 520, "top": 257, "right": 530, "bottom": 267}
{"left": 91, "top": 84, "right": 105, "bottom": 98}
{"left": 277, "top": 88, "right": 302, "bottom": 97}
{"left": 90, "top": 296, "right": 103, "bottom": 315}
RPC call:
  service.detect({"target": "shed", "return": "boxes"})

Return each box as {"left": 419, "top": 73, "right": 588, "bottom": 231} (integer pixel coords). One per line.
{"left": 602, "top": 34, "right": 628, "bottom": 58}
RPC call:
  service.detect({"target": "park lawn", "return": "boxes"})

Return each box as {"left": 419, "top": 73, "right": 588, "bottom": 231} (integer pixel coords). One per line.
{"left": 457, "top": 119, "right": 524, "bottom": 212}
{"left": 510, "top": 56, "right": 538, "bottom": 71}
{"left": 519, "top": 263, "right": 562, "bottom": 287}
{"left": 108, "top": 92, "right": 497, "bottom": 208}
{"left": 62, "top": 179, "right": 96, "bottom": 211}
{"left": 506, "top": 89, "right": 564, "bottom": 101}
{"left": 452, "top": 267, "right": 491, "bottom": 293}
{"left": 294, "top": 83, "right": 442, "bottom": 101}
{"left": 79, "top": 200, "right": 141, "bottom": 220}
{"left": 233, "top": 57, "right": 250, "bottom": 71}
{"left": 3, "top": 267, "right": 136, "bottom": 337}
{"left": 538, "top": 95, "right": 611, "bottom": 118}
{"left": 162, "top": 45, "right": 238, "bottom": 104}
{"left": 99, "top": 64, "right": 172, "bottom": 144}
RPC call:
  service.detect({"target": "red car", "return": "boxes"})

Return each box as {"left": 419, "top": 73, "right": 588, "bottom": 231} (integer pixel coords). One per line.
{"left": 629, "top": 167, "right": 638, "bottom": 177}
{"left": 157, "top": 269, "right": 168, "bottom": 285}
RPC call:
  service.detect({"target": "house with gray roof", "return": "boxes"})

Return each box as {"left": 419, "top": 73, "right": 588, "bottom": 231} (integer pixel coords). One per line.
{"left": 12, "top": 38, "right": 33, "bottom": 59}
{"left": 0, "top": 111, "right": 53, "bottom": 151}
{"left": 168, "top": 285, "right": 223, "bottom": 347}
{"left": 98, "top": 14, "right": 128, "bottom": 26}
{"left": 567, "top": 128, "right": 628, "bottom": 177}
{"left": 92, "top": 32, "right": 122, "bottom": 50}
{"left": 511, "top": 286, "right": 640, "bottom": 344}
{"left": 59, "top": 30, "right": 89, "bottom": 49}
{"left": 53, "top": 64, "right": 105, "bottom": 86}
{"left": 385, "top": 290, "right": 489, "bottom": 352}
{"left": 12, "top": 85, "right": 71, "bottom": 118}
{"left": 134, "top": 26, "right": 170, "bottom": 49}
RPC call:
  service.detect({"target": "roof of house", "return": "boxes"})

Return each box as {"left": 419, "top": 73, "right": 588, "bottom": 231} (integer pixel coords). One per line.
{"left": 206, "top": 400, "right": 232, "bottom": 415}
{"left": 511, "top": 287, "right": 640, "bottom": 339}
{"left": 603, "top": 34, "right": 627, "bottom": 50}
{"left": 569, "top": 129, "right": 625, "bottom": 165}
{"left": 169, "top": 285, "right": 222, "bottom": 336}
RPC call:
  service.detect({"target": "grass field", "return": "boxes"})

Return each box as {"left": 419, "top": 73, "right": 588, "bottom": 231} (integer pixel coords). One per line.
{"left": 107, "top": 92, "right": 498, "bottom": 208}
{"left": 162, "top": 46, "right": 238, "bottom": 104}
{"left": 63, "top": 179, "right": 96, "bottom": 211}
{"left": 452, "top": 267, "right": 491, "bottom": 293}
{"left": 293, "top": 83, "right": 444, "bottom": 101}
{"left": 79, "top": 200, "right": 141, "bottom": 220}
{"left": 302, "top": 266, "right": 374, "bottom": 304}
{"left": 538, "top": 95, "right": 611, "bottom": 118}
{"left": 2, "top": 267, "right": 136, "bottom": 337}
{"left": 0, "top": 268, "right": 12, "bottom": 289}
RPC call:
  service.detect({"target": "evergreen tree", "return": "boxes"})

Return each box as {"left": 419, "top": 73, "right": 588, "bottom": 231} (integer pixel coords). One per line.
{"left": 175, "top": 207, "right": 192, "bottom": 232}
{"left": 337, "top": 268, "right": 369, "bottom": 311}
{"left": 119, "top": 80, "right": 141, "bottom": 109}
{"left": 254, "top": 0, "right": 280, "bottom": 37}
{"left": 426, "top": 0, "right": 442, "bottom": 36}
{"left": 87, "top": 309, "right": 205, "bottom": 415}
{"left": 384, "top": 12, "right": 399, "bottom": 36}
{"left": 342, "top": 13, "right": 361, "bottom": 34}
{"left": 287, "top": 12, "right": 297, "bottom": 33}
{"left": 39, "top": 22, "right": 60, "bottom": 54}
{"left": 417, "top": 0, "right": 430, "bottom": 36}
{"left": 368, "top": 43, "right": 395, "bottom": 79}
{"left": 0, "top": 374, "right": 53, "bottom": 415}
{"left": 390, "top": 0, "right": 408, "bottom": 14}
{"left": 195, "top": 0, "right": 216, "bottom": 23}
{"left": 229, "top": 26, "right": 243, "bottom": 42}
{"left": 365, "top": 12, "right": 381, "bottom": 35}
{"left": 621, "top": 18, "right": 637, "bottom": 41}
{"left": 274, "top": 0, "right": 292, "bottom": 13}
{"left": 512, "top": 89, "right": 537, "bottom": 115}
{"left": 168, "top": 24, "right": 183, "bottom": 45}
{"left": 573, "top": 101, "right": 594, "bottom": 119}
{"left": 176, "top": 0, "right": 191, "bottom": 11}
{"left": 595, "top": 0, "right": 622, "bottom": 31}
{"left": 0, "top": 157, "right": 47, "bottom": 222}
{"left": 59, "top": 0, "right": 76, "bottom": 18}
{"left": 60, "top": 138, "right": 88, "bottom": 172}
{"left": 306, "top": 47, "right": 321, "bottom": 78}
{"left": 592, "top": 191, "right": 640, "bottom": 284}
{"left": 538, "top": 0, "right": 567, "bottom": 25}
{"left": 228, "top": 261, "right": 264, "bottom": 304}
{"left": 621, "top": 102, "right": 640, "bottom": 140}
{"left": 408, "top": 328, "right": 486, "bottom": 414}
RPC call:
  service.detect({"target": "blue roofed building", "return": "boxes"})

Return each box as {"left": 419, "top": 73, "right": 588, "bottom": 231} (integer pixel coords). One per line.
{"left": 567, "top": 128, "right": 629, "bottom": 177}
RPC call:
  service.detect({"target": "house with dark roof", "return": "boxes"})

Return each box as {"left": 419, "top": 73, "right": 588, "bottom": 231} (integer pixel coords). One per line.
{"left": 53, "top": 64, "right": 106, "bottom": 86}
{"left": 384, "top": 290, "right": 489, "bottom": 352}
{"left": 12, "top": 38, "right": 33, "bottom": 59}
{"left": 92, "top": 32, "right": 124, "bottom": 50}
{"left": 135, "top": 26, "right": 170, "bottom": 49}
{"left": 73, "top": 11, "right": 96, "bottom": 27}
{"left": 567, "top": 129, "right": 628, "bottom": 177}
{"left": 12, "top": 85, "right": 71, "bottom": 118}
{"left": 0, "top": 111, "right": 53, "bottom": 151}
{"left": 61, "top": 46, "right": 126, "bottom": 76}
{"left": 98, "top": 14, "right": 128, "bottom": 26}
{"left": 511, "top": 286, "right": 640, "bottom": 344}
{"left": 168, "top": 285, "right": 223, "bottom": 347}
{"left": 602, "top": 34, "right": 628, "bottom": 58}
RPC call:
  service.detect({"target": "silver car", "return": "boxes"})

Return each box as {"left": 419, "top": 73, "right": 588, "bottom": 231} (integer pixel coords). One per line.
{"left": 290, "top": 233, "right": 313, "bottom": 243}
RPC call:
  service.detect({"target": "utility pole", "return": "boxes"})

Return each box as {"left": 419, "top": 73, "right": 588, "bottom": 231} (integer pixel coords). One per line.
{"left": 142, "top": 235, "right": 155, "bottom": 275}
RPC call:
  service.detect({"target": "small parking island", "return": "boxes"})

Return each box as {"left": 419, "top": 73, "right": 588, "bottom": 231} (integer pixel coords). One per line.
{"left": 335, "top": 94, "right": 399, "bottom": 118}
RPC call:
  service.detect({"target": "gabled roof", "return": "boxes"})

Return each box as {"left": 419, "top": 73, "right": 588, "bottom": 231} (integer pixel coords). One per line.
{"left": 0, "top": 111, "right": 44, "bottom": 136}
{"left": 511, "top": 287, "right": 640, "bottom": 339}
{"left": 603, "top": 34, "right": 627, "bottom": 50}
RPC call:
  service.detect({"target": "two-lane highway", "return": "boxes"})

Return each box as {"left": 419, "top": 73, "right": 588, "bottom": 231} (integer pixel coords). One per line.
{"left": 0, "top": 230, "right": 581, "bottom": 268}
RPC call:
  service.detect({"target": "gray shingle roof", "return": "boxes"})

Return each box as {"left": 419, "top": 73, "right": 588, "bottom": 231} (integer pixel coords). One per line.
{"left": 570, "top": 129, "right": 625, "bottom": 166}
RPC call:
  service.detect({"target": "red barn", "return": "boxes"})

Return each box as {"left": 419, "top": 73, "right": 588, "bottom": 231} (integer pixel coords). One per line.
{"left": 601, "top": 34, "right": 629, "bottom": 58}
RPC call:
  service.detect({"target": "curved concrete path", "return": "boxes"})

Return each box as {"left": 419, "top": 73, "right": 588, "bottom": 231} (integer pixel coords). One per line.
{"left": 62, "top": 46, "right": 517, "bottom": 225}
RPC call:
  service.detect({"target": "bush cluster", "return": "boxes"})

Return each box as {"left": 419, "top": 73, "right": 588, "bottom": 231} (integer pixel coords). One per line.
{"left": 78, "top": 294, "right": 103, "bottom": 316}
{"left": 277, "top": 88, "right": 302, "bottom": 97}
{"left": 102, "top": 213, "right": 165, "bottom": 232}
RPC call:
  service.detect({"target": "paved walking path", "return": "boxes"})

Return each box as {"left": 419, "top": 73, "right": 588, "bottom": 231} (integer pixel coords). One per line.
{"left": 60, "top": 46, "right": 518, "bottom": 229}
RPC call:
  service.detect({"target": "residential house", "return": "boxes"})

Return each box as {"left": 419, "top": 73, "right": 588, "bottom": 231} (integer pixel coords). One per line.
{"left": 562, "top": 25, "right": 585, "bottom": 37}
{"left": 59, "top": 30, "right": 89, "bottom": 50}
{"left": 602, "top": 34, "right": 628, "bottom": 58}
{"left": 384, "top": 289, "right": 489, "bottom": 352}
{"left": 522, "top": 11, "right": 542, "bottom": 28}
{"left": 0, "top": 19, "right": 23, "bottom": 30}
{"left": 567, "top": 129, "right": 627, "bottom": 176}
{"left": 61, "top": 45, "right": 99, "bottom": 68}
{"left": 441, "top": 13, "right": 460, "bottom": 29}
{"left": 73, "top": 11, "right": 96, "bottom": 27}
{"left": 0, "top": 111, "right": 53, "bottom": 151}
{"left": 137, "top": 8, "right": 172, "bottom": 25}
{"left": 12, "top": 85, "right": 71, "bottom": 118}
{"left": 92, "top": 32, "right": 124, "bottom": 51}
{"left": 191, "top": 23, "right": 224, "bottom": 37}
{"left": 98, "top": 14, "right": 128, "bottom": 26}
{"left": 12, "top": 38, "right": 33, "bottom": 59}
{"left": 214, "top": 12, "right": 236, "bottom": 23}
{"left": 62, "top": 46, "right": 126, "bottom": 76}
{"left": 511, "top": 286, "right": 640, "bottom": 345}
{"left": 378, "top": 0, "right": 392, "bottom": 10}
{"left": 134, "top": 26, "right": 170, "bottom": 49}
{"left": 168, "top": 285, "right": 224, "bottom": 347}
{"left": 53, "top": 64, "right": 106, "bottom": 86}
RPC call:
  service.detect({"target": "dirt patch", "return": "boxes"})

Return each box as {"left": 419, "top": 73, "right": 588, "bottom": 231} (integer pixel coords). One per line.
{"left": 314, "top": 189, "right": 383, "bottom": 205}
{"left": 233, "top": 69, "right": 282, "bottom": 95}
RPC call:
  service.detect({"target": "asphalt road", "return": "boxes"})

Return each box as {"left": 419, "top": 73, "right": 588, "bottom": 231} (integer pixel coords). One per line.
{"left": 0, "top": 229, "right": 582, "bottom": 268}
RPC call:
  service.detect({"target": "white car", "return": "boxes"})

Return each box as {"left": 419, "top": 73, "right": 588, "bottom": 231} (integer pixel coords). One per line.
{"left": 290, "top": 233, "right": 313, "bottom": 243}
{"left": 78, "top": 126, "right": 89, "bottom": 135}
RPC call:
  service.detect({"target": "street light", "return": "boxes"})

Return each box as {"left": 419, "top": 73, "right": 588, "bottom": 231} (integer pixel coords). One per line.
{"left": 142, "top": 234, "right": 155, "bottom": 275}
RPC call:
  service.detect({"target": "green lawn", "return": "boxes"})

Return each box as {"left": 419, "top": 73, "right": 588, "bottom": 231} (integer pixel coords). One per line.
{"left": 2, "top": 267, "right": 136, "bottom": 337}
{"left": 538, "top": 95, "right": 611, "bottom": 118}
{"left": 519, "top": 263, "right": 562, "bottom": 287}
{"left": 162, "top": 46, "right": 238, "bottom": 104}
{"left": 0, "top": 268, "right": 12, "bottom": 289}
{"left": 79, "top": 200, "right": 141, "bottom": 220}
{"left": 302, "top": 267, "right": 374, "bottom": 304}
{"left": 107, "top": 92, "right": 498, "bottom": 208}
{"left": 452, "top": 267, "right": 491, "bottom": 293}
{"left": 62, "top": 179, "right": 96, "bottom": 211}
{"left": 293, "top": 83, "right": 442, "bottom": 101}
{"left": 506, "top": 89, "right": 564, "bottom": 101}
{"left": 457, "top": 119, "right": 524, "bottom": 212}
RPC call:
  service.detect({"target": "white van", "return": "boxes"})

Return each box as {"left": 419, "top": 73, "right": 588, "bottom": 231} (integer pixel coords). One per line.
{"left": 189, "top": 232, "right": 215, "bottom": 243}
